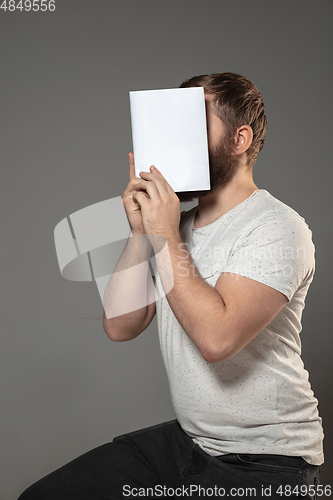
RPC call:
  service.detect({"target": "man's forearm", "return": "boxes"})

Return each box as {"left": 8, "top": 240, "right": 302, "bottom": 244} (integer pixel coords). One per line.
{"left": 103, "top": 232, "right": 155, "bottom": 337}
{"left": 154, "top": 233, "right": 227, "bottom": 362}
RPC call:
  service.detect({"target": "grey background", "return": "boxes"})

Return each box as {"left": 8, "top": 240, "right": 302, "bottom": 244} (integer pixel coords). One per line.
{"left": 1, "top": 0, "right": 332, "bottom": 498}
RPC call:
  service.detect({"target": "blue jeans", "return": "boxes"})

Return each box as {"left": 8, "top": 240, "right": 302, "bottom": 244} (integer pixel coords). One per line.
{"left": 18, "top": 419, "right": 321, "bottom": 499}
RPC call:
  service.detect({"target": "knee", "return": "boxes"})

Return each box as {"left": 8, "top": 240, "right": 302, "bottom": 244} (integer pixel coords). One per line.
{"left": 17, "top": 486, "right": 36, "bottom": 500}
{"left": 17, "top": 479, "right": 51, "bottom": 500}
{"left": 17, "top": 487, "right": 33, "bottom": 500}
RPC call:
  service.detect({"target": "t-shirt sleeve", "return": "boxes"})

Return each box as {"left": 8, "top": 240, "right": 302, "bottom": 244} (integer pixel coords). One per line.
{"left": 222, "top": 210, "right": 315, "bottom": 301}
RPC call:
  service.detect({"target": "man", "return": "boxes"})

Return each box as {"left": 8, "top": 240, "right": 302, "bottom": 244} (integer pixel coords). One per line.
{"left": 18, "top": 73, "right": 323, "bottom": 499}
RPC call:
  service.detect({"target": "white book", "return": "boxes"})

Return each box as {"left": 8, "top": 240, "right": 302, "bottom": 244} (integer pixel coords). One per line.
{"left": 129, "top": 87, "right": 210, "bottom": 193}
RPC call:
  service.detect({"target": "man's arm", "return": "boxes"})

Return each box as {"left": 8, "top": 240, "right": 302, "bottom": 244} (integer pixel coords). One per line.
{"left": 131, "top": 165, "right": 288, "bottom": 363}
{"left": 103, "top": 232, "right": 156, "bottom": 342}
{"left": 154, "top": 235, "right": 288, "bottom": 364}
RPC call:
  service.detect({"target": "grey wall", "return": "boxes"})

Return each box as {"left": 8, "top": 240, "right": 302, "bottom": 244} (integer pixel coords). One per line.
{"left": 1, "top": 1, "right": 332, "bottom": 498}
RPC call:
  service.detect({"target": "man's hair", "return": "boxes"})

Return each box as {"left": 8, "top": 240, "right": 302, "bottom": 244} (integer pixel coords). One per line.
{"left": 180, "top": 72, "right": 267, "bottom": 168}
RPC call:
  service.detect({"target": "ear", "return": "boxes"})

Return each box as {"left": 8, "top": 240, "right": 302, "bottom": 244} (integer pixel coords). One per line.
{"left": 232, "top": 125, "right": 253, "bottom": 155}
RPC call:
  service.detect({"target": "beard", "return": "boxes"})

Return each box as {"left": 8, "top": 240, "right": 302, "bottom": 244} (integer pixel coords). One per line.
{"left": 175, "top": 137, "right": 239, "bottom": 203}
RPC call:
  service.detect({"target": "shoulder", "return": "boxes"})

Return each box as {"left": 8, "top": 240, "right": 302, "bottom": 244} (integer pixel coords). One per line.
{"left": 227, "top": 191, "right": 315, "bottom": 298}
{"left": 246, "top": 190, "right": 314, "bottom": 244}
{"left": 241, "top": 191, "right": 315, "bottom": 284}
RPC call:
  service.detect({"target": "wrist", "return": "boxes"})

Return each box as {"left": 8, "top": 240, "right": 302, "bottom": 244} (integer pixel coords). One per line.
{"left": 149, "top": 231, "right": 181, "bottom": 256}
{"left": 164, "top": 232, "right": 183, "bottom": 253}
{"left": 130, "top": 232, "right": 152, "bottom": 264}
{"left": 130, "top": 229, "right": 146, "bottom": 237}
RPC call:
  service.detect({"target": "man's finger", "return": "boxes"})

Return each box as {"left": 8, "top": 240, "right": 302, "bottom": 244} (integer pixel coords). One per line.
{"left": 139, "top": 168, "right": 173, "bottom": 198}
{"left": 150, "top": 166, "right": 175, "bottom": 195}
{"left": 129, "top": 152, "right": 135, "bottom": 180}
{"left": 133, "top": 179, "right": 159, "bottom": 199}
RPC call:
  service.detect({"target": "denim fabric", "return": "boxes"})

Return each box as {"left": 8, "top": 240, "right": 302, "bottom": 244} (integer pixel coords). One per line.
{"left": 18, "top": 419, "right": 321, "bottom": 499}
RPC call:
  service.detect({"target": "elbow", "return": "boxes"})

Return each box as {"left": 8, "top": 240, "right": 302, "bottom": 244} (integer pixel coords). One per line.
{"left": 200, "top": 340, "right": 234, "bottom": 364}
{"left": 102, "top": 309, "right": 128, "bottom": 342}
{"left": 103, "top": 321, "right": 125, "bottom": 342}
{"left": 103, "top": 326, "right": 118, "bottom": 342}
{"left": 103, "top": 318, "right": 142, "bottom": 342}
{"left": 200, "top": 349, "right": 225, "bottom": 364}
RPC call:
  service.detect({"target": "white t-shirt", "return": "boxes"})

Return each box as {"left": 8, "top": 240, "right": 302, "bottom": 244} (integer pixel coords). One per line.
{"left": 154, "top": 189, "right": 324, "bottom": 466}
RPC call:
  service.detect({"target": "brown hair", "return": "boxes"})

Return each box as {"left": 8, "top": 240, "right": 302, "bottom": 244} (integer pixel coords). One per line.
{"left": 180, "top": 72, "right": 267, "bottom": 167}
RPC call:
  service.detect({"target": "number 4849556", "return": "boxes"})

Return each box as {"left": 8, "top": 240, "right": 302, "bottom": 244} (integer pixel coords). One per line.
{"left": 276, "top": 484, "right": 331, "bottom": 497}
{"left": 0, "top": 0, "right": 55, "bottom": 11}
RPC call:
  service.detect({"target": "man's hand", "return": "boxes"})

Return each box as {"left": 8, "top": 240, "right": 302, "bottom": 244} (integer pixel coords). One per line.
{"left": 121, "top": 153, "right": 146, "bottom": 235}
{"left": 132, "top": 165, "right": 181, "bottom": 243}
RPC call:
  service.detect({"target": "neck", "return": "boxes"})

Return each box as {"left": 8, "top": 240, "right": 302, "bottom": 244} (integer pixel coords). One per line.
{"left": 194, "top": 165, "right": 259, "bottom": 228}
